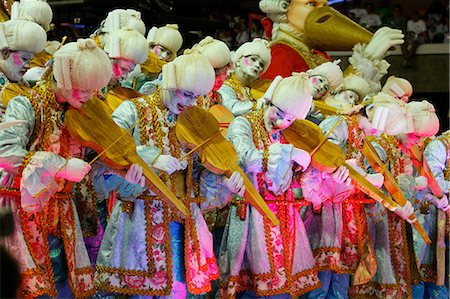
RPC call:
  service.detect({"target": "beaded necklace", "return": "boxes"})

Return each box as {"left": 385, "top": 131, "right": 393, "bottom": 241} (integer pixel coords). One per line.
{"left": 131, "top": 89, "right": 188, "bottom": 191}
{"left": 222, "top": 73, "right": 253, "bottom": 103}
{"left": 28, "top": 80, "right": 64, "bottom": 152}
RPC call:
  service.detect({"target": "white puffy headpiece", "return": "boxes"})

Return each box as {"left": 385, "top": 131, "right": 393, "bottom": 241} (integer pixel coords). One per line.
{"left": 0, "top": 19, "right": 46, "bottom": 53}
{"left": 381, "top": 75, "right": 413, "bottom": 102}
{"left": 366, "top": 92, "right": 414, "bottom": 136}
{"left": 407, "top": 100, "right": 439, "bottom": 137}
{"left": 147, "top": 24, "right": 183, "bottom": 61}
{"left": 161, "top": 53, "right": 215, "bottom": 96}
{"left": 11, "top": 0, "right": 53, "bottom": 31}
{"left": 233, "top": 38, "right": 272, "bottom": 73}
{"left": 264, "top": 73, "right": 312, "bottom": 120}
{"left": 52, "top": 38, "right": 112, "bottom": 91}
{"left": 103, "top": 28, "right": 148, "bottom": 64}
{"left": 336, "top": 74, "right": 370, "bottom": 101}
{"left": 101, "top": 9, "right": 146, "bottom": 36}
{"left": 187, "top": 36, "right": 231, "bottom": 69}
{"left": 307, "top": 60, "right": 343, "bottom": 89}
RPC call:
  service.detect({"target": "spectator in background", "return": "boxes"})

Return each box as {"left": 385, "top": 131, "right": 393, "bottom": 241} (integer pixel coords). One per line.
{"left": 386, "top": 5, "right": 407, "bottom": 32}
{"left": 428, "top": 15, "right": 447, "bottom": 43}
{"left": 427, "top": 0, "right": 446, "bottom": 25}
{"left": 359, "top": 3, "right": 382, "bottom": 32}
{"left": 402, "top": 10, "right": 427, "bottom": 67}
{"left": 375, "top": 0, "right": 391, "bottom": 24}
{"left": 235, "top": 16, "right": 250, "bottom": 47}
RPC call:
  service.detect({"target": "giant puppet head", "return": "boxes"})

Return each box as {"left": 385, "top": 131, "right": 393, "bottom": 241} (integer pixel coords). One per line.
{"left": 259, "top": 0, "right": 372, "bottom": 51}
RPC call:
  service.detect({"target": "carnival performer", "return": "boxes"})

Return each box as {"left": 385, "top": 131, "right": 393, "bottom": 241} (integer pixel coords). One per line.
{"left": 6, "top": 0, "right": 55, "bottom": 86}
{"left": 258, "top": 0, "right": 404, "bottom": 85}
{"left": 299, "top": 74, "right": 381, "bottom": 299}
{"left": 219, "top": 73, "right": 320, "bottom": 298}
{"left": 403, "top": 101, "right": 448, "bottom": 299}
{"left": 381, "top": 75, "right": 413, "bottom": 103}
{"left": 147, "top": 24, "right": 183, "bottom": 62}
{"left": 186, "top": 36, "right": 231, "bottom": 109}
{"left": 306, "top": 60, "right": 343, "bottom": 100}
{"left": 323, "top": 74, "right": 371, "bottom": 113}
{"left": 91, "top": 8, "right": 146, "bottom": 48}
{"left": 123, "top": 24, "right": 182, "bottom": 93}
{"left": 218, "top": 38, "right": 271, "bottom": 116}
{"left": 349, "top": 93, "right": 420, "bottom": 299}
{"left": 136, "top": 24, "right": 184, "bottom": 96}
{"left": 94, "top": 52, "right": 246, "bottom": 298}
{"left": 0, "top": 18, "right": 47, "bottom": 121}
{"left": 9, "top": 0, "right": 53, "bottom": 32}
{"left": 0, "top": 38, "right": 112, "bottom": 298}
{"left": 100, "top": 27, "right": 149, "bottom": 111}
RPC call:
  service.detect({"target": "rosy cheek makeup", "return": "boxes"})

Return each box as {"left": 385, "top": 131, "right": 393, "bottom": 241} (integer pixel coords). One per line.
{"left": 311, "top": 77, "right": 318, "bottom": 85}
{"left": 242, "top": 57, "right": 253, "bottom": 67}
{"left": 13, "top": 53, "right": 23, "bottom": 66}
{"left": 112, "top": 64, "right": 122, "bottom": 78}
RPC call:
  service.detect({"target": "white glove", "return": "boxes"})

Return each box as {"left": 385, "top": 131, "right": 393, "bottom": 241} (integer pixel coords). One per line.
{"left": 426, "top": 193, "right": 450, "bottom": 211}
{"left": 365, "top": 27, "right": 404, "bottom": 59}
{"left": 414, "top": 176, "right": 428, "bottom": 191}
{"left": 256, "top": 97, "right": 267, "bottom": 110}
{"left": 223, "top": 171, "right": 246, "bottom": 197}
{"left": 152, "top": 155, "right": 182, "bottom": 175}
{"left": 125, "top": 163, "right": 145, "bottom": 188}
{"left": 394, "top": 201, "right": 416, "bottom": 224}
{"left": 56, "top": 158, "right": 91, "bottom": 182}
{"left": 292, "top": 148, "right": 311, "bottom": 171}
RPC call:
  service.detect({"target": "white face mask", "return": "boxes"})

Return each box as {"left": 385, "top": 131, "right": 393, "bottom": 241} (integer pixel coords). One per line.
{"left": 308, "top": 75, "right": 331, "bottom": 99}
{"left": 325, "top": 90, "right": 359, "bottom": 111}
{"left": 1, "top": 50, "right": 33, "bottom": 82}
{"left": 57, "top": 87, "right": 93, "bottom": 108}
{"left": 263, "top": 104, "right": 296, "bottom": 132}
{"left": 111, "top": 59, "right": 136, "bottom": 82}
{"left": 162, "top": 88, "right": 198, "bottom": 115}
{"left": 151, "top": 45, "right": 172, "bottom": 61}
{"left": 236, "top": 55, "right": 265, "bottom": 81}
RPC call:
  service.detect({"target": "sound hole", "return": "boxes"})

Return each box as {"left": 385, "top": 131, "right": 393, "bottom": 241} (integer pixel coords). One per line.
{"left": 316, "top": 15, "right": 331, "bottom": 23}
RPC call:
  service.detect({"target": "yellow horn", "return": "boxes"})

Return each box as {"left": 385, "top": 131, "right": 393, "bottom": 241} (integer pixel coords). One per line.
{"left": 304, "top": 6, "right": 373, "bottom": 51}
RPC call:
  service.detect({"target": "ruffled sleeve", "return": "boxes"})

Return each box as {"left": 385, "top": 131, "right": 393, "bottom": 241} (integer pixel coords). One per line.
{"left": 424, "top": 139, "right": 450, "bottom": 193}
{"left": 218, "top": 84, "right": 253, "bottom": 117}
{"left": 348, "top": 43, "right": 390, "bottom": 93}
